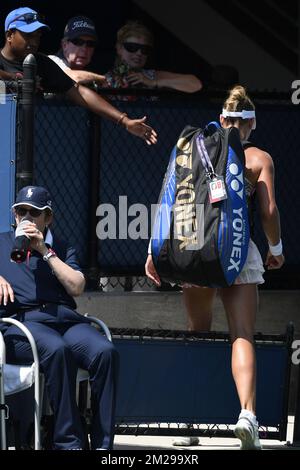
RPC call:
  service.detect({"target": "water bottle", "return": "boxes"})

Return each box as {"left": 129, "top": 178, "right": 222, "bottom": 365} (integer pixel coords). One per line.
{"left": 10, "top": 218, "right": 31, "bottom": 263}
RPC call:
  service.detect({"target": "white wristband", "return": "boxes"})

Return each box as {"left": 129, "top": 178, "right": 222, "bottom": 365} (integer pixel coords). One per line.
{"left": 269, "top": 239, "right": 283, "bottom": 256}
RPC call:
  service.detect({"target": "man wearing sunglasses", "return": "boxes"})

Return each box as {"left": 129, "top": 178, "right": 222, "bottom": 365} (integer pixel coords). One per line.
{"left": 0, "top": 7, "right": 157, "bottom": 145}
{"left": 0, "top": 185, "right": 119, "bottom": 450}
{"left": 48, "top": 16, "right": 106, "bottom": 87}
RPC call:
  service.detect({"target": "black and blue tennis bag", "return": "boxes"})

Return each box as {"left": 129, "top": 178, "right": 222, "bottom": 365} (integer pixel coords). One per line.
{"left": 151, "top": 122, "right": 250, "bottom": 287}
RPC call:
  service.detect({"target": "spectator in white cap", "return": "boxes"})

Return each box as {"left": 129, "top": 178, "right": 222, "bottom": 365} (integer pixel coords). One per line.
{"left": 48, "top": 16, "right": 106, "bottom": 86}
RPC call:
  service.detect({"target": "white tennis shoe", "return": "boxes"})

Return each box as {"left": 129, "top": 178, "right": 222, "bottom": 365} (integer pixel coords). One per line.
{"left": 234, "top": 411, "right": 262, "bottom": 450}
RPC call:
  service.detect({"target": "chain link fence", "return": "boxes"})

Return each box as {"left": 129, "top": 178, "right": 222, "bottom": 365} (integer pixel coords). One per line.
{"left": 26, "top": 91, "right": 300, "bottom": 290}
{"left": 34, "top": 98, "right": 91, "bottom": 265}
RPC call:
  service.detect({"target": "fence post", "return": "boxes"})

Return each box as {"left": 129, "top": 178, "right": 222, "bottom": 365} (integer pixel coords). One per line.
{"left": 0, "top": 79, "right": 5, "bottom": 104}
{"left": 16, "top": 54, "right": 36, "bottom": 192}
{"left": 298, "top": 0, "right": 300, "bottom": 78}
{"left": 292, "top": 364, "right": 300, "bottom": 445}
{"left": 86, "top": 114, "right": 101, "bottom": 289}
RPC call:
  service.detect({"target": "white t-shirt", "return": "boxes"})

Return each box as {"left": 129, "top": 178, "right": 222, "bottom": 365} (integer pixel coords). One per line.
{"left": 48, "top": 55, "right": 69, "bottom": 71}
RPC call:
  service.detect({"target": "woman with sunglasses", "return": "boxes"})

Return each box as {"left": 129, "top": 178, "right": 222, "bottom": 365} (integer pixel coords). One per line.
{"left": 48, "top": 16, "right": 106, "bottom": 87}
{"left": 104, "top": 21, "right": 202, "bottom": 100}
{"left": 0, "top": 185, "right": 119, "bottom": 450}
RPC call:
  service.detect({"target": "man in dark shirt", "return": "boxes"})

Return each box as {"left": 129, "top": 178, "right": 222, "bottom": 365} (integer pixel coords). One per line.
{"left": 0, "top": 186, "right": 118, "bottom": 450}
{"left": 0, "top": 7, "right": 157, "bottom": 145}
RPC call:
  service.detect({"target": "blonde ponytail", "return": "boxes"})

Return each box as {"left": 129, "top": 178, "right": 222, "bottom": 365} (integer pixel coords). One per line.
{"left": 223, "top": 85, "right": 255, "bottom": 113}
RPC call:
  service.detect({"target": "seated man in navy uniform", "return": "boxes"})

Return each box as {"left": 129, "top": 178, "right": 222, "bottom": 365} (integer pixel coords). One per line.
{"left": 0, "top": 186, "right": 118, "bottom": 450}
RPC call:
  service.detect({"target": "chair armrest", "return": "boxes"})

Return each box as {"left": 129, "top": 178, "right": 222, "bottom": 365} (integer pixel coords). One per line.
{"left": 84, "top": 314, "right": 112, "bottom": 342}
{"left": 0, "top": 318, "right": 39, "bottom": 369}
{"left": 0, "top": 330, "right": 5, "bottom": 365}
{"left": 0, "top": 318, "right": 41, "bottom": 449}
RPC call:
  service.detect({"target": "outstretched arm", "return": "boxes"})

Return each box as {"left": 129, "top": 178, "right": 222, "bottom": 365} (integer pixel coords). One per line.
{"left": 48, "top": 55, "right": 106, "bottom": 85}
{"left": 66, "top": 84, "right": 157, "bottom": 145}
{"left": 64, "top": 69, "right": 106, "bottom": 86}
{"left": 255, "top": 151, "right": 284, "bottom": 269}
{"left": 127, "top": 70, "right": 202, "bottom": 93}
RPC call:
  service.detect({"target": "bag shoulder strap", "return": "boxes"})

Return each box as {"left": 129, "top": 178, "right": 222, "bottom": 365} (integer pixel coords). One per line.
{"left": 242, "top": 140, "right": 254, "bottom": 150}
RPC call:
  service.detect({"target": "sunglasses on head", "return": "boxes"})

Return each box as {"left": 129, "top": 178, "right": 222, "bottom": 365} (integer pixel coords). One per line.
{"left": 10, "top": 12, "right": 45, "bottom": 26}
{"left": 15, "top": 207, "right": 43, "bottom": 218}
{"left": 122, "top": 42, "right": 151, "bottom": 55}
{"left": 69, "top": 38, "right": 97, "bottom": 48}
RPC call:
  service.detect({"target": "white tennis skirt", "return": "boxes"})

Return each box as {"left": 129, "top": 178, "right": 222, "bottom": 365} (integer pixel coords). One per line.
{"left": 182, "top": 239, "right": 265, "bottom": 289}
{"left": 234, "top": 239, "right": 265, "bottom": 285}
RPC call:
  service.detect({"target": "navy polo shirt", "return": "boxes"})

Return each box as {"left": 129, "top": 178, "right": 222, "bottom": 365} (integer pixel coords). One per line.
{"left": 0, "top": 230, "right": 82, "bottom": 318}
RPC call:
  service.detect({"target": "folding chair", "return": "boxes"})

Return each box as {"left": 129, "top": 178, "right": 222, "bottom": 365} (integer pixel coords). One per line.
{"left": 0, "top": 318, "right": 41, "bottom": 450}
{"left": 75, "top": 315, "right": 113, "bottom": 426}
{"left": 0, "top": 314, "right": 112, "bottom": 450}
{"left": 40, "top": 314, "right": 113, "bottom": 449}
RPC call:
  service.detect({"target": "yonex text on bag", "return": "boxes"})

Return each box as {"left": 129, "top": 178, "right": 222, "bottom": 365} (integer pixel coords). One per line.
{"left": 151, "top": 122, "right": 250, "bottom": 287}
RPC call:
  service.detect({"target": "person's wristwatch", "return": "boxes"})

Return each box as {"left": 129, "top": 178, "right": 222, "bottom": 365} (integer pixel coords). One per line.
{"left": 43, "top": 248, "right": 57, "bottom": 262}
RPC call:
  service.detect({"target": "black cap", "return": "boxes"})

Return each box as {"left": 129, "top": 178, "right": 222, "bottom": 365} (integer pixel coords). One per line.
{"left": 63, "top": 16, "right": 98, "bottom": 41}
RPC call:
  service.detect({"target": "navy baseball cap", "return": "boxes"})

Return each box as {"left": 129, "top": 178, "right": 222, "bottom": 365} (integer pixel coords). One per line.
{"left": 12, "top": 186, "right": 53, "bottom": 211}
{"left": 5, "top": 7, "right": 50, "bottom": 33}
{"left": 63, "top": 16, "right": 98, "bottom": 41}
